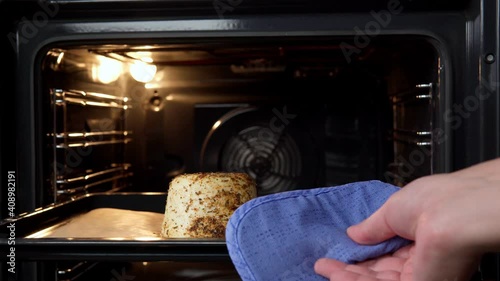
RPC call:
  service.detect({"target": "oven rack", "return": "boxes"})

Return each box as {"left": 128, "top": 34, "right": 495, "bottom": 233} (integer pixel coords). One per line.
{"left": 388, "top": 83, "right": 434, "bottom": 186}
{"left": 393, "top": 132, "right": 432, "bottom": 147}
{"left": 55, "top": 137, "right": 133, "bottom": 149}
{"left": 53, "top": 89, "right": 132, "bottom": 109}
{"left": 56, "top": 164, "right": 131, "bottom": 185}
{"left": 50, "top": 88, "right": 132, "bottom": 203}
{"left": 55, "top": 164, "right": 133, "bottom": 198}
{"left": 54, "top": 130, "right": 133, "bottom": 138}
{"left": 390, "top": 83, "right": 433, "bottom": 104}
{"left": 51, "top": 130, "right": 134, "bottom": 148}
{"left": 57, "top": 261, "right": 98, "bottom": 281}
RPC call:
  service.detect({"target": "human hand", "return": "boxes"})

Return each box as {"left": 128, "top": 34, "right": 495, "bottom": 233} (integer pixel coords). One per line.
{"left": 315, "top": 158, "right": 500, "bottom": 281}
{"left": 315, "top": 243, "right": 415, "bottom": 281}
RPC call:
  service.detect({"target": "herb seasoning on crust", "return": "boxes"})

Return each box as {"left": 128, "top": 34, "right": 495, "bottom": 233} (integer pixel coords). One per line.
{"left": 161, "top": 172, "right": 257, "bottom": 238}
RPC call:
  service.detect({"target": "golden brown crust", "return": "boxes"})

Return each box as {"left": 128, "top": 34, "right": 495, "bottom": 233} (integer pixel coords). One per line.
{"left": 161, "top": 172, "right": 257, "bottom": 238}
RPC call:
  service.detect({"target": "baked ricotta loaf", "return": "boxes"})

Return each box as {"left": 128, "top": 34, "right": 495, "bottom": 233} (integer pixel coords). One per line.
{"left": 161, "top": 172, "right": 257, "bottom": 238}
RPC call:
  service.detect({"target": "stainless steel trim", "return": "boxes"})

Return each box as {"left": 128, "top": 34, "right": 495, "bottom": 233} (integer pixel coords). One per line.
{"left": 56, "top": 173, "right": 133, "bottom": 195}
{"left": 393, "top": 129, "right": 432, "bottom": 136}
{"left": 50, "top": 88, "right": 60, "bottom": 205}
{"left": 56, "top": 164, "right": 131, "bottom": 184}
{"left": 392, "top": 94, "right": 431, "bottom": 104}
{"left": 394, "top": 137, "right": 432, "bottom": 146}
{"left": 53, "top": 89, "right": 130, "bottom": 109}
{"left": 56, "top": 138, "right": 132, "bottom": 148}
{"left": 415, "top": 94, "right": 432, "bottom": 99}
{"left": 391, "top": 83, "right": 433, "bottom": 104}
{"left": 415, "top": 83, "right": 433, "bottom": 88}
{"left": 57, "top": 261, "right": 98, "bottom": 281}
{"left": 61, "top": 89, "right": 128, "bottom": 102}
{"left": 55, "top": 97, "right": 131, "bottom": 109}
{"left": 57, "top": 261, "right": 89, "bottom": 275}
{"left": 54, "top": 130, "right": 132, "bottom": 138}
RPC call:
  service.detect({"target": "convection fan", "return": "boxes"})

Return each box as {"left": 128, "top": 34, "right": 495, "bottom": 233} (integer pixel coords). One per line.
{"left": 200, "top": 106, "right": 321, "bottom": 196}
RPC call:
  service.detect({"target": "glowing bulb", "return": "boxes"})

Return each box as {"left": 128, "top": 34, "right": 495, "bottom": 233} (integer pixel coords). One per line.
{"left": 212, "top": 120, "right": 222, "bottom": 130}
{"left": 56, "top": 52, "right": 65, "bottom": 65}
{"left": 130, "top": 61, "right": 157, "bottom": 83}
{"left": 93, "top": 56, "right": 122, "bottom": 84}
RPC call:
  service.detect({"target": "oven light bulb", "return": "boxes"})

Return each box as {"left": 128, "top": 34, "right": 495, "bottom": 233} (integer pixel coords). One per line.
{"left": 93, "top": 56, "right": 122, "bottom": 84}
{"left": 212, "top": 120, "right": 222, "bottom": 130}
{"left": 56, "top": 52, "right": 65, "bottom": 65}
{"left": 130, "top": 61, "right": 157, "bottom": 83}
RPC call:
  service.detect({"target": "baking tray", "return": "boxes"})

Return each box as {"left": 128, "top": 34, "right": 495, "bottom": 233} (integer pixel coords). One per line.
{"left": 0, "top": 192, "right": 229, "bottom": 261}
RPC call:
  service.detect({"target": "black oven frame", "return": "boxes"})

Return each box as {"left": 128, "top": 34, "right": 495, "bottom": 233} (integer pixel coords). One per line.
{"left": 0, "top": 0, "right": 499, "bottom": 280}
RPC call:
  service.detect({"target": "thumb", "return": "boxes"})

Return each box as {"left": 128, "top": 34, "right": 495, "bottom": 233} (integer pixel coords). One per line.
{"left": 347, "top": 204, "right": 396, "bottom": 244}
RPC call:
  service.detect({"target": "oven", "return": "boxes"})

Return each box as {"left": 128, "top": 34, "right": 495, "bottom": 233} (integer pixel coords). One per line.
{"left": 0, "top": 0, "right": 499, "bottom": 280}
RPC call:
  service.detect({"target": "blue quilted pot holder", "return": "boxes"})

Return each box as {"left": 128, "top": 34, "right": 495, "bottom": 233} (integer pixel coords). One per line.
{"left": 225, "top": 180, "right": 412, "bottom": 281}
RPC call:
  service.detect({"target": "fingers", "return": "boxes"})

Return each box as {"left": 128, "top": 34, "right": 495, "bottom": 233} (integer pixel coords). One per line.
{"left": 323, "top": 270, "right": 399, "bottom": 281}
{"left": 368, "top": 256, "right": 405, "bottom": 272}
{"left": 314, "top": 258, "right": 346, "bottom": 276}
{"left": 347, "top": 203, "right": 396, "bottom": 244}
{"left": 392, "top": 244, "right": 413, "bottom": 259}
{"left": 314, "top": 258, "right": 404, "bottom": 281}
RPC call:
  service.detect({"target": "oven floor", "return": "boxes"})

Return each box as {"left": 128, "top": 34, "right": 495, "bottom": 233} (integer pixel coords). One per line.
{"left": 77, "top": 261, "right": 242, "bottom": 281}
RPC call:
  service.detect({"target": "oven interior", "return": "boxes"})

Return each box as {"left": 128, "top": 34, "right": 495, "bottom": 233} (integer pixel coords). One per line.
{"left": 30, "top": 36, "right": 444, "bottom": 280}
{"left": 40, "top": 36, "right": 439, "bottom": 204}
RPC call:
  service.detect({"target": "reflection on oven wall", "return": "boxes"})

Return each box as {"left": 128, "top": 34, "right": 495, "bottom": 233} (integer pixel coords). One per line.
{"left": 42, "top": 50, "right": 133, "bottom": 204}
{"left": 41, "top": 38, "right": 438, "bottom": 205}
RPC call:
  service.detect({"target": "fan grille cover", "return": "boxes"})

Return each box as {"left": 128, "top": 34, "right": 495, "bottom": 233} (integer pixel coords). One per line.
{"left": 199, "top": 106, "right": 322, "bottom": 196}
{"left": 220, "top": 125, "right": 302, "bottom": 195}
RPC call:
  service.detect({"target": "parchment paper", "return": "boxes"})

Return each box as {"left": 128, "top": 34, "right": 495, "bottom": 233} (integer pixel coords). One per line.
{"left": 27, "top": 208, "right": 165, "bottom": 239}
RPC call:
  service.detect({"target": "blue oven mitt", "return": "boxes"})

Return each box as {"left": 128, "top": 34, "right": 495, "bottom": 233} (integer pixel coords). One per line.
{"left": 225, "top": 180, "right": 412, "bottom": 281}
